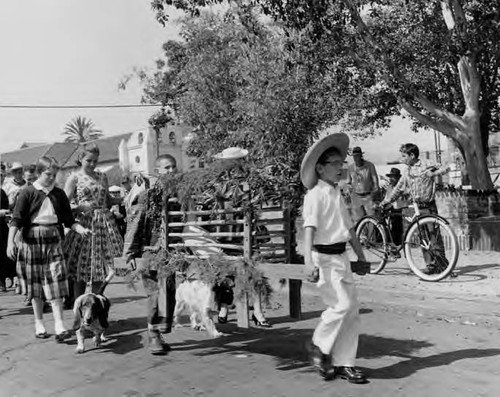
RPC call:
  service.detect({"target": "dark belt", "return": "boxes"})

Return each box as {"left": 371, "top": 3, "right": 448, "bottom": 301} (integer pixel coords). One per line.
{"left": 31, "top": 223, "right": 58, "bottom": 227}
{"left": 313, "top": 242, "right": 347, "bottom": 255}
{"left": 354, "top": 192, "right": 371, "bottom": 197}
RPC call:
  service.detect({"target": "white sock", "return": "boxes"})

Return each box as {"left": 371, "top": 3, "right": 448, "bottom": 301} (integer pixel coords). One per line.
{"left": 51, "top": 299, "right": 67, "bottom": 334}
{"left": 35, "top": 319, "right": 46, "bottom": 335}
{"left": 219, "top": 306, "right": 228, "bottom": 317}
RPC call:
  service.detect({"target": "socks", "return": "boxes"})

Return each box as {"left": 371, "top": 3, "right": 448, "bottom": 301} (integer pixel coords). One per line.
{"left": 35, "top": 319, "right": 46, "bottom": 335}
{"left": 51, "top": 299, "right": 67, "bottom": 335}
{"left": 32, "top": 297, "right": 46, "bottom": 334}
{"left": 219, "top": 305, "right": 228, "bottom": 318}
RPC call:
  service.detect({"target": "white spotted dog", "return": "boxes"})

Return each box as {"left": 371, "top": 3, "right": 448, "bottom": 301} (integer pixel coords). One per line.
{"left": 173, "top": 278, "right": 222, "bottom": 338}
{"left": 72, "top": 272, "right": 113, "bottom": 354}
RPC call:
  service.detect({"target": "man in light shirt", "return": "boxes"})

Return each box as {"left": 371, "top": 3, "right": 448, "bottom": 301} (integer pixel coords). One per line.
{"left": 347, "top": 147, "right": 379, "bottom": 223}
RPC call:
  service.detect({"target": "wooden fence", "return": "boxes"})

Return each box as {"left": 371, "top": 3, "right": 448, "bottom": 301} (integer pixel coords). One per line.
{"left": 115, "top": 196, "right": 306, "bottom": 328}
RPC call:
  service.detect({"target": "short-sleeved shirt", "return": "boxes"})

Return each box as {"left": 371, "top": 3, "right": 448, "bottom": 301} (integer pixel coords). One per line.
{"left": 347, "top": 160, "right": 378, "bottom": 194}
{"left": 302, "top": 179, "right": 354, "bottom": 245}
{"left": 388, "top": 159, "right": 450, "bottom": 204}
{"left": 3, "top": 177, "right": 27, "bottom": 208}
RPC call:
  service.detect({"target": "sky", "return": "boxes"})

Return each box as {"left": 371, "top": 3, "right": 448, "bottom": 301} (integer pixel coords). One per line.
{"left": 0, "top": 0, "right": 182, "bottom": 153}
{"left": 0, "top": 0, "right": 441, "bottom": 165}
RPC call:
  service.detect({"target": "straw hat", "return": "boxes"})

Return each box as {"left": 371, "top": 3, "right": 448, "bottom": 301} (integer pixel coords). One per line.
{"left": 9, "top": 161, "right": 23, "bottom": 171}
{"left": 108, "top": 185, "right": 121, "bottom": 193}
{"left": 214, "top": 147, "right": 249, "bottom": 160}
{"left": 300, "top": 133, "right": 350, "bottom": 189}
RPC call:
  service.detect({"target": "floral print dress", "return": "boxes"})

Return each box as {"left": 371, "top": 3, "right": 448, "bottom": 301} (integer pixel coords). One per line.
{"left": 63, "top": 170, "right": 123, "bottom": 284}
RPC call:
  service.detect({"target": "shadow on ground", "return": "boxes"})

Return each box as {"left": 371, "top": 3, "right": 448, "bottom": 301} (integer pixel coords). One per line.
{"left": 167, "top": 315, "right": 439, "bottom": 377}
{"left": 59, "top": 316, "right": 148, "bottom": 355}
{"left": 369, "top": 348, "right": 500, "bottom": 379}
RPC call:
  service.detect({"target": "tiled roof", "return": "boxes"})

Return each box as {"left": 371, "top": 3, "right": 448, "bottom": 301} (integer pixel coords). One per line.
{"left": 64, "top": 133, "right": 132, "bottom": 167}
{"left": 45, "top": 143, "right": 79, "bottom": 167}
{"left": 20, "top": 142, "right": 49, "bottom": 149}
{"left": 0, "top": 144, "right": 53, "bottom": 167}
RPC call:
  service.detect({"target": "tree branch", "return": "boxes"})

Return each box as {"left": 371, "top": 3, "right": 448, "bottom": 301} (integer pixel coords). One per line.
{"left": 398, "top": 98, "right": 457, "bottom": 140}
{"left": 340, "top": 0, "right": 466, "bottom": 130}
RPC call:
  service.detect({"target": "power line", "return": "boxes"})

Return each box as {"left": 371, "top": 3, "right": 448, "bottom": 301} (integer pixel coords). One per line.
{"left": 0, "top": 104, "right": 164, "bottom": 109}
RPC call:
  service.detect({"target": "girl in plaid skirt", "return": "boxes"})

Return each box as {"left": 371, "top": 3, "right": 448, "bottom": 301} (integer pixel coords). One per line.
{"left": 7, "top": 157, "right": 91, "bottom": 341}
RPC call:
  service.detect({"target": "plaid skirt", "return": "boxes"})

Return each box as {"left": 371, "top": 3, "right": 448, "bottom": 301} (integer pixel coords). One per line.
{"left": 64, "top": 208, "right": 123, "bottom": 283}
{"left": 17, "top": 225, "right": 69, "bottom": 300}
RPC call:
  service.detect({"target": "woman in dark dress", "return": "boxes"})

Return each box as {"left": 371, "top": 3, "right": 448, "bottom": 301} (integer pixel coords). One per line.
{"left": 0, "top": 162, "right": 16, "bottom": 292}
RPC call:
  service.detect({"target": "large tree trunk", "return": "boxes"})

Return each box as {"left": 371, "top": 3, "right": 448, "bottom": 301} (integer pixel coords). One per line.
{"left": 457, "top": 122, "right": 494, "bottom": 190}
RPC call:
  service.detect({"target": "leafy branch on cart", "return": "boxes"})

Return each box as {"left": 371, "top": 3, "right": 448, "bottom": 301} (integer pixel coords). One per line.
{"left": 125, "top": 248, "right": 272, "bottom": 303}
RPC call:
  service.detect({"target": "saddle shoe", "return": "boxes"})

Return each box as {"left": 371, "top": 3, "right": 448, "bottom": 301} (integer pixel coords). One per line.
{"left": 334, "top": 366, "right": 368, "bottom": 384}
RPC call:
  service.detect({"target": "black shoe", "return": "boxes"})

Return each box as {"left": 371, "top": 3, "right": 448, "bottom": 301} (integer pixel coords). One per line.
{"left": 148, "top": 331, "right": 167, "bottom": 355}
{"left": 158, "top": 333, "right": 171, "bottom": 352}
{"left": 422, "top": 265, "right": 438, "bottom": 275}
{"left": 251, "top": 314, "right": 272, "bottom": 328}
{"left": 55, "top": 330, "right": 72, "bottom": 343}
{"left": 334, "top": 366, "right": 368, "bottom": 384}
{"left": 308, "top": 343, "right": 334, "bottom": 380}
{"left": 217, "top": 315, "right": 228, "bottom": 324}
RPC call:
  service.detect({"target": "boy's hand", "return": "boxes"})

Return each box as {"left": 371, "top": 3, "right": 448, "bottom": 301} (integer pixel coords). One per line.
{"left": 351, "top": 260, "right": 371, "bottom": 276}
{"left": 306, "top": 267, "right": 320, "bottom": 283}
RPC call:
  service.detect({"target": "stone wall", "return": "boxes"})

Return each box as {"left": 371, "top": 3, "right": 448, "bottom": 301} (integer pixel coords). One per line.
{"left": 435, "top": 190, "right": 500, "bottom": 251}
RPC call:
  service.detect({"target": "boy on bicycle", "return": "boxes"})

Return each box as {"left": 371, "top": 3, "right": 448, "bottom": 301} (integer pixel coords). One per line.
{"left": 380, "top": 143, "right": 450, "bottom": 275}
{"left": 301, "top": 133, "right": 368, "bottom": 384}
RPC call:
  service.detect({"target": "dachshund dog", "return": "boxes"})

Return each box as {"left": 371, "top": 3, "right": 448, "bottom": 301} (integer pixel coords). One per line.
{"left": 72, "top": 278, "right": 112, "bottom": 354}
{"left": 173, "top": 279, "right": 222, "bottom": 338}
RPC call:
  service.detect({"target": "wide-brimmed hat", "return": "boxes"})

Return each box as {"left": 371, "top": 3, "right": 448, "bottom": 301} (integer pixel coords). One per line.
{"left": 214, "top": 147, "right": 249, "bottom": 160}
{"left": 300, "top": 133, "right": 350, "bottom": 189}
{"left": 386, "top": 167, "right": 401, "bottom": 178}
{"left": 9, "top": 161, "right": 23, "bottom": 171}
{"left": 351, "top": 146, "right": 364, "bottom": 156}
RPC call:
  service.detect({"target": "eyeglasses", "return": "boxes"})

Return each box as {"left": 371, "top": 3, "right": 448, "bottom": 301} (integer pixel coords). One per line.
{"left": 323, "top": 160, "right": 344, "bottom": 167}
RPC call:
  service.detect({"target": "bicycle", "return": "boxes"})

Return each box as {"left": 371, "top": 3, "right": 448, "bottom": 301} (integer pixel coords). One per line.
{"left": 355, "top": 202, "right": 459, "bottom": 281}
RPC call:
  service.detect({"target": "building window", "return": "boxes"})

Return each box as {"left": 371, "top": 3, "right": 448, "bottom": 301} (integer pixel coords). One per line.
{"left": 138, "top": 133, "right": 144, "bottom": 144}
{"left": 135, "top": 155, "right": 140, "bottom": 163}
{"left": 169, "top": 131, "right": 176, "bottom": 145}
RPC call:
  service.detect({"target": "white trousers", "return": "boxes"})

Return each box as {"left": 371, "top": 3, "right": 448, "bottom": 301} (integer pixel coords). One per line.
{"left": 312, "top": 252, "right": 360, "bottom": 367}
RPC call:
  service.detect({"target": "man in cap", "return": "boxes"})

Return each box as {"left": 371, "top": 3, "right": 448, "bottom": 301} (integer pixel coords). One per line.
{"left": 3, "top": 162, "right": 26, "bottom": 210}
{"left": 347, "top": 147, "right": 379, "bottom": 223}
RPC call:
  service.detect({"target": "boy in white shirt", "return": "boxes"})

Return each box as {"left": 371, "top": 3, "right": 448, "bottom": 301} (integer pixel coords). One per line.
{"left": 301, "top": 133, "right": 368, "bottom": 383}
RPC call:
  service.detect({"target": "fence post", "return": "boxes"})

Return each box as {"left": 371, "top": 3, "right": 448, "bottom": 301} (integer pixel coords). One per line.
{"left": 236, "top": 208, "right": 251, "bottom": 328}
{"left": 284, "top": 202, "right": 302, "bottom": 319}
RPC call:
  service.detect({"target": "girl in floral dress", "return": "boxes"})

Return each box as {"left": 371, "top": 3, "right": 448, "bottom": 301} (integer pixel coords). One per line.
{"left": 63, "top": 143, "right": 123, "bottom": 300}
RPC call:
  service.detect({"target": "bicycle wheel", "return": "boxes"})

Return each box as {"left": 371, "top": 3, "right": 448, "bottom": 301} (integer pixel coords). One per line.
{"left": 404, "top": 215, "right": 459, "bottom": 281}
{"left": 356, "top": 216, "right": 388, "bottom": 274}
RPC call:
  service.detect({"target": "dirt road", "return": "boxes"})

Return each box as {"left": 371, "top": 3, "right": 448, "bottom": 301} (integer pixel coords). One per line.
{"left": 0, "top": 251, "right": 499, "bottom": 397}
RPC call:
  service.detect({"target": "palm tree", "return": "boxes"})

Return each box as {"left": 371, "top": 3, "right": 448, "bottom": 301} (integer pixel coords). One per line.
{"left": 62, "top": 116, "right": 103, "bottom": 143}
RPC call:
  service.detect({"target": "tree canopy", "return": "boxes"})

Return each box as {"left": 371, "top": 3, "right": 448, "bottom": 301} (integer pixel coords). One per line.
{"left": 135, "top": 7, "right": 349, "bottom": 207}
{"left": 62, "top": 116, "right": 103, "bottom": 143}
{"left": 151, "top": 0, "right": 500, "bottom": 189}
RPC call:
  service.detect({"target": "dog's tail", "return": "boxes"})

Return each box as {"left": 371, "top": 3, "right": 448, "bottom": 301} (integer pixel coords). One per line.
{"left": 97, "top": 267, "right": 115, "bottom": 295}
